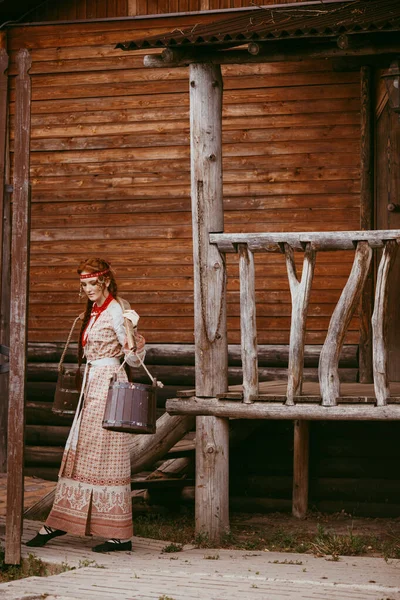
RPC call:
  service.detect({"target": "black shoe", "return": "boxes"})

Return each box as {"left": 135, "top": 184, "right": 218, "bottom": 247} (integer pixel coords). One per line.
{"left": 92, "top": 539, "right": 132, "bottom": 553}
{"left": 26, "top": 526, "right": 66, "bottom": 548}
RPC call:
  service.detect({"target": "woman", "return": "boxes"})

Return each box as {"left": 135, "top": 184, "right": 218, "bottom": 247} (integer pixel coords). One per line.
{"left": 27, "top": 258, "right": 145, "bottom": 553}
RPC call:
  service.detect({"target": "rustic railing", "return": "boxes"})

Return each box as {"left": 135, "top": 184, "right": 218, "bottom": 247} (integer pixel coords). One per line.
{"left": 210, "top": 230, "right": 400, "bottom": 407}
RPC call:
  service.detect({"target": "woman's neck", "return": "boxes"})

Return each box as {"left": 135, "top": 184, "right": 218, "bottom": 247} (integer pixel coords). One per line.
{"left": 96, "top": 290, "right": 110, "bottom": 307}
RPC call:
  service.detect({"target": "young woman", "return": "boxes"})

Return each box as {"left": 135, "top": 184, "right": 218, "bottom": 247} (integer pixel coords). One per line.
{"left": 27, "top": 258, "right": 145, "bottom": 553}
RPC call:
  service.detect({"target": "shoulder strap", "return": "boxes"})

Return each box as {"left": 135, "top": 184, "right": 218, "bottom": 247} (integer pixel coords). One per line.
{"left": 58, "top": 314, "right": 83, "bottom": 373}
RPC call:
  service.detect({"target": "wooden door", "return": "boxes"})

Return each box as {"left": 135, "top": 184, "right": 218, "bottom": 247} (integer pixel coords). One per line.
{"left": 376, "top": 102, "right": 400, "bottom": 380}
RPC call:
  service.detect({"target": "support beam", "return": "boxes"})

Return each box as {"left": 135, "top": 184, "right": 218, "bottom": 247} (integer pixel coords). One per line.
{"left": 238, "top": 244, "right": 258, "bottom": 403}
{"left": 372, "top": 240, "right": 398, "bottom": 405}
{"left": 0, "top": 46, "right": 9, "bottom": 473}
{"left": 166, "top": 397, "right": 400, "bottom": 420}
{"left": 359, "top": 65, "right": 374, "bottom": 383}
{"left": 189, "top": 62, "right": 229, "bottom": 544}
{"left": 143, "top": 39, "right": 400, "bottom": 68}
{"left": 6, "top": 49, "right": 31, "bottom": 566}
{"left": 292, "top": 420, "right": 309, "bottom": 519}
{"left": 319, "top": 242, "right": 372, "bottom": 406}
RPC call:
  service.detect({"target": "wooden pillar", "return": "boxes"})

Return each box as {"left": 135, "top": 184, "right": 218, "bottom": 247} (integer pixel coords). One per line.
{"left": 359, "top": 66, "right": 374, "bottom": 383}
{"left": 292, "top": 420, "right": 309, "bottom": 519}
{"left": 0, "top": 45, "right": 9, "bottom": 473}
{"left": 238, "top": 244, "right": 258, "bottom": 404}
{"left": 6, "top": 48, "right": 32, "bottom": 565}
{"left": 189, "top": 63, "right": 229, "bottom": 543}
{"left": 284, "top": 243, "right": 315, "bottom": 518}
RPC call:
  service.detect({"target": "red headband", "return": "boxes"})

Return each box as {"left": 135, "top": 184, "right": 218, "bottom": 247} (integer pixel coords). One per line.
{"left": 80, "top": 268, "right": 109, "bottom": 280}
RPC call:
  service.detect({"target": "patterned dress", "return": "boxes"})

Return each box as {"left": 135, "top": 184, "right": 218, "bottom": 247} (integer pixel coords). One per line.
{"left": 46, "top": 298, "right": 143, "bottom": 539}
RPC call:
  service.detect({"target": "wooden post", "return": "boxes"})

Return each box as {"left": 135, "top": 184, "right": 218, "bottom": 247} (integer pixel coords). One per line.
{"left": 292, "top": 420, "right": 309, "bottom": 519}
{"left": 359, "top": 66, "right": 374, "bottom": 383}
{"left": 319, "top": 241, "right": 372, "bottom": 406}
{"left": 189, "top": 63, "right": 229, "bottom": 543}
{"left": 238, "top": 244, "right": 258, "bottom": 403}
{"left": 284, "top": 243, "right": 315, "bottom": 519}
{"left": 285, "top": 243, "right": 316, "bottom": 405}
{"left": 372, "top": 240, "right": 398, "bottom": 405}
{"left": 6, "top": 48, "right": 31, "bottom": 566}
{"left": 0, "top": 46, "right": 9, "bottom": 473}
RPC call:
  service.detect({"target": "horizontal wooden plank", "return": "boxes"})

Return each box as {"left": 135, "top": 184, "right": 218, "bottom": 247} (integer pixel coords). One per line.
{"left": 11, "top": 70, "right": 358, "bottom": 91}
{"left": 28, "top": 263, "right": 353, "bottom": 280}
{"left": 21, "top": 126, "right": 359, "bottom": 148}
{"left": 30, "top": 208, "right": 360, "bottom": 230}
{"left": 28, "top": 314, "right": 360, "bottom": 331}
{"left": 27, "top": 342, "right": 358, "bottom": 367}
{"left": 27, "top": 142, "right": 361, "bottom": 166}
{"left": 29, "top": 155, "right": 360, "bottom": 177}
{"left": 26, "top": 361, "right": 358, "bottom": 385}
{"left": 27, "top": 329, "right": 360, "bottom": 344}
{"left": 30, "top": 220, "right": 361, "bottom": 242}
{"left": 24, "top": 110, "right": 360, "bottom": 132}
{"left": 10, "top": 82, "right": 359, "bottom": 103}
{"left": 14, "top": 96, "right": 360, "bottom": 117}
{"left": 9, "top": 57, "right": 341, "bottom": 76}
{"left": 27, "top": 289, "right": 348, "bottom": 304}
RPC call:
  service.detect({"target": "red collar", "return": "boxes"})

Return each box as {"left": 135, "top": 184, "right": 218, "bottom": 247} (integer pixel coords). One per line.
{"left": 91, "top": 293, "right": 114, "bottom": 316}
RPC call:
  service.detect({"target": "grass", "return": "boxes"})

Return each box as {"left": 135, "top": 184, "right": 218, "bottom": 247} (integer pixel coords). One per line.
{"left": 0, "top": 548, "right": 70, "bottom": 583}
{"left": 0, "top": 548, "right": 106, "bottom": 583}
{"left": 132, "top": 510, "right": 400, "bottom": 560}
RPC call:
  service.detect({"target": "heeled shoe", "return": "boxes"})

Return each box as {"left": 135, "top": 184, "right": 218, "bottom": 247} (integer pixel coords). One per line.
{"left": 26, "top": 526, "right": 66, "bottom": 547}
{"left": 92, "top": 539, "right": 132, "bottom": 553}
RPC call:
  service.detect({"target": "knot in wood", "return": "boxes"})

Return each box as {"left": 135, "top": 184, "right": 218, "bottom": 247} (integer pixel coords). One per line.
{"left": 213, "top": 262, "right": 221, "bottom": 270}
{"left": 208, "top": 154, "right": 216, "bottom": 162}
{"left": 206, "top": 445, "right": 215, "bottom": 454}
{"left": 190, "top": 80, "right": 196, "bottom": 88}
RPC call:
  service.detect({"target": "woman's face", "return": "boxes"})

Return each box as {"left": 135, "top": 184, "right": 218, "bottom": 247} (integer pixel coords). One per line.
{"left": 80, "top": 272, "right": 110, "bottom": 306}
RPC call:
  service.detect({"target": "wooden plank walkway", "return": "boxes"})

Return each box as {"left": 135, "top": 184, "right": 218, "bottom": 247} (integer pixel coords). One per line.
{"left": 1, "top": 518, "right": 400, "bottom": 599}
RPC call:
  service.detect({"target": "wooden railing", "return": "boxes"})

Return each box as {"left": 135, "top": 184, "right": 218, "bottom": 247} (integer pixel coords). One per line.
{"left": 210, "top": 230, "right": 400, "bottom": 407}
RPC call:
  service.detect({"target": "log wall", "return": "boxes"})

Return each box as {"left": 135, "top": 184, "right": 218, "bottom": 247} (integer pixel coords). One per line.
{"left": 7, "top": 13, "right": 361, "bottom": 348}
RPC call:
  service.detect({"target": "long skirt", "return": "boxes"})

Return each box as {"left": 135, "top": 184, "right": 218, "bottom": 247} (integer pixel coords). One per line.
{"left": 46, "top": 364, "right": 133, "bottom": 539}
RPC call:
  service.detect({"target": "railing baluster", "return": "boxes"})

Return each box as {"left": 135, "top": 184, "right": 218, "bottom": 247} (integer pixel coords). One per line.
{"left": 372, "top": 240, "right": 398, "bottom": 406}
{"left": 285, "top": 243, "right": 316, "bottom": 405}
{"left": 238, "top": 243, "right": 258, "bottom": 403}
{"left": 319, "top": 241, "right": 372, "bottom": 406}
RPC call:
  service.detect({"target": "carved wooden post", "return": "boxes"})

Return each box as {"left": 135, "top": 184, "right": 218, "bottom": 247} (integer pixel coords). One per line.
{"left": 6, "top": 49, "right": 31, "bottom": 565}
{"left": 319, "top": 241, "right": 372, "bottom": 406}
{"left": 238, "top": 244, "right": 258, "bottom": 403}
{"left": 285, "top": 243, "right": 316, "bottom": 405}
{"left": 284, "top": 243, "right": 315, "bottom": 519}
{"left": 372, "top": 240, "right": 398, "bottom": 405}
{"left": 0, "top": 46, "right": 9, "bottom": 473}
{"left": 190, "top": 63, "right": 229, "bottom": 543}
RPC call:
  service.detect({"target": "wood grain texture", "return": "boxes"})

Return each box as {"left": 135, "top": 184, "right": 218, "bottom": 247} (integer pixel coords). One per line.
{"left": 0, "top": 47, "right": 9, "bottom": 474}
{"left": 238, "top": 244, "right": 258, "bottom": 403}
{"left": 6, "top": 48, "right": 31, "bottom": 566}
{"left": 319, "top": 242, "right": 372, "bottom": 407}
{"left": 372, "top": 240, "right": 398, "bottom": 405}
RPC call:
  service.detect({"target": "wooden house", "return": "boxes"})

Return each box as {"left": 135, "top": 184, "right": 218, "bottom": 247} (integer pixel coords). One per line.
{"left": 1, "top": 0, "right": 400, "bottom": 563}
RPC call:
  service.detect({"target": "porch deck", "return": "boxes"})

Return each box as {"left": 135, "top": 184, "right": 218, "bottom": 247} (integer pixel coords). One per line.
{"left": 1, "top": 517, "right": 400, "bottom": 600}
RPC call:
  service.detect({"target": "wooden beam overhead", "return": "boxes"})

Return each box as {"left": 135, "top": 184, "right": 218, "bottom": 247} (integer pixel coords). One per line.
{"left": 143, "top": 38, "right": 400, "bottom": 68}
